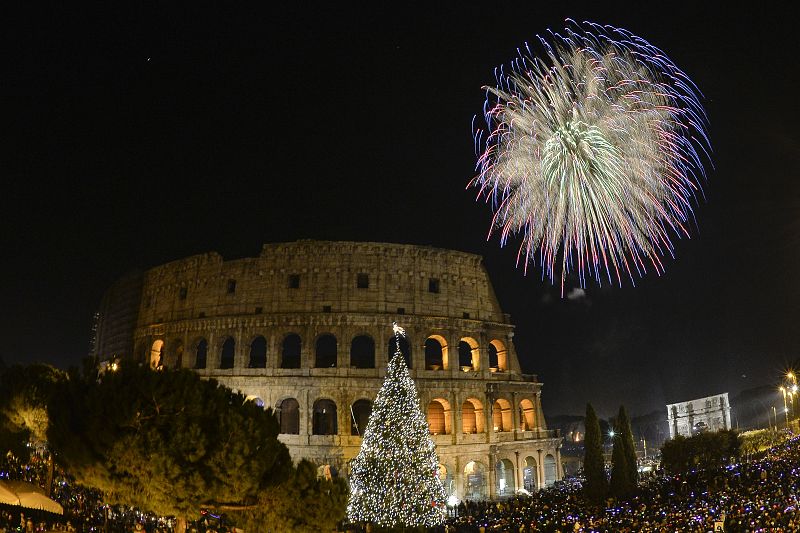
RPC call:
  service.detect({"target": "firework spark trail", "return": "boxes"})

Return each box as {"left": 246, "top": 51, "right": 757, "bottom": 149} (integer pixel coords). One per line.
{"left": 471, "top": 20, "right": 711, "bottom": 295}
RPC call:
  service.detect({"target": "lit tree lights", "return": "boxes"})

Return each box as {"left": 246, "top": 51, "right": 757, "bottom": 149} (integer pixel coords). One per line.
{"left": 471, "top": 20, "right": 711, "bottom": 294}
{"left": 346, "top": 322, "right": 447, "bottom": 528}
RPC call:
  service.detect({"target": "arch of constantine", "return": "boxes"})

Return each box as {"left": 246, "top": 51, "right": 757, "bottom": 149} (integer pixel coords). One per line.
{"left": 93, "top": 241, "right": 563, "bottom": 499}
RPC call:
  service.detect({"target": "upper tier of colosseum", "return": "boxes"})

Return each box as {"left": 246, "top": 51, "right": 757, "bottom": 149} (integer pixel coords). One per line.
{"left": 137, "top": 240, "right": 510, "bottom": 326}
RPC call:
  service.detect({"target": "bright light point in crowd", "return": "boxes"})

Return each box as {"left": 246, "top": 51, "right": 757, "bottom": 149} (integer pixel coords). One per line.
{"left": 793, "top": 385, "right": 798, "bottom": 393}
{"left": 609, "top": 430, "right": 615, "bottom": 438}
{"left": 447, "top": 495, "right": 459, "bottom": 507}
{"left": 786, "top": 408, "right": 789, "bottom": 413}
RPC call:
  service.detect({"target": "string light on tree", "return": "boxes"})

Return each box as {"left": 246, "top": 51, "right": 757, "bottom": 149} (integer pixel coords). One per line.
{"left": 346, "top": 322, "right": 447, "bottom": 528}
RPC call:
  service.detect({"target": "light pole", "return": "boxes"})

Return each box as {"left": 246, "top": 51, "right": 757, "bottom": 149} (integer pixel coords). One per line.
{"left": 781, "top": 387, "right": 789, "bottom": 429}
{"left": 773, "top": 406, "right": 778, "bottom": 432}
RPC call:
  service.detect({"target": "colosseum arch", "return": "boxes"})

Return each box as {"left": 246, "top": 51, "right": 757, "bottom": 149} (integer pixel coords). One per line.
{"left": 519, "top": 398, "right": 536, "bottom": 430}
{"left": 461, "top": 398, "right": 485, "bottom": 434}
{"left": 149, "top": 339, "right": 164, "bottom": 369}
{"left": 193, "top": 338, "right": 208, "bottom": 369}
{"left": 544, "top": 454, "right": 557, "bottom": 486}
{"left": 463, "top": 461, "right": 487, "bottom": 500}
{"left": 277, "top": 397, "right": 300, "bottom": 434}
{"left": 168, "top": 339, "right": 184, "bottom": 369}
{"left": 248, "top": 335, "right": 267, "bottom": 368}
{"left": 315, "top": 334, "right": 337, "bottom": 368}
{"left": 458, "top": 337, "right": 479, "bottom": 371}
{"left": 424, "top": 335, "right": 449, "bottom": 370}
{"left": 427, "top": 398, "right": 452, "bottom": 435}
{"left": 495, "top": 458, "right": 515, "bottom": 496}
{"left": 388, "top": 334, "right": 412, "bottom": 368}
{"left": 350, "top": 335, "right": 375, "bottom": 369}
{"left": 523, "top": 456, "right": 538, "bottom": 492}
{"left": 280, "top": 333, "right": 301, "bottom": 369}
{"left": 350, "top": 399, "right": 372, "bottom": 436}
{"left": 492, "top": 398, "right": 513, "bottom": 432}
{"left": 312, "top": 398, "right": 338, "bottom": 435}
{"left": 488, "top": 339, "right": 508, "bottom": 372}
{"left": 219, "top": 336, "right": 235, "bottom": 369}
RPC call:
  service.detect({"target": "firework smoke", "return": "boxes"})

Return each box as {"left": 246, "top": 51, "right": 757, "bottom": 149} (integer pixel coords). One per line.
{"left": 472, "top": 20, "right": 711, "bottom": 294}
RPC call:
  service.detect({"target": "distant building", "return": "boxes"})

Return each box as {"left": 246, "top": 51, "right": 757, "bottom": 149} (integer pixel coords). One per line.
{"left": 667, "top": 393, "right": 732, "bottom": 438}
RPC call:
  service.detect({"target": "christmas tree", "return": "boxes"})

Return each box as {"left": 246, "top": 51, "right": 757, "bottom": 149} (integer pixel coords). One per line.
{"left": 346, "top": 322, "right": 447, "bottom": 528}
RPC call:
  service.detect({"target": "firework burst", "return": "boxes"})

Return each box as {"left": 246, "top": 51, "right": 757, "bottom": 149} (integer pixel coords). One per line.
{"left": 471, "top": 20, "right": 711, "bottom": 294}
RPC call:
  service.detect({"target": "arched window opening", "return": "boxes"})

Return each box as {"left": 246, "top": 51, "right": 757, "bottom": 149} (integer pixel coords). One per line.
{"left": 437, "top": 464, "right": 454, "bottom": 496}
{"left": 219, "top": 337, "right": 235, "bottom": 369}
{"left": 424, "top": 337, "right": 445, "bottom": 370}
{"left": 278, "top": 398, "right": 300, "bottom": 434}
{"left": 458, "top": 337, "right": 479, "bottom": 371}
{"left": 194, "top": 339, "right": 208, "bottom": 369}
{"left": 544, "top": 454, "right": 557, "bottom": 486}
{"left": 492, "top": 399, "right": 513, "bottom": 432}
{"left": 489, "top": 339, "right": 508, "bottom": 372}
{"left": 388, "top": 335, "right": 412, "bottom": 368}
{"left": 281, "top": 334, "right": 301, "bottom": 369}
{"left": 464, "top": 461, "right": 487, "bottom": 500}
{"left": 313, "top": 399, "right": 338, "bottom": 435}
{"left": 461, "top": 398, "right": 485, "bottom": 434}
{"left": 172, "top": 341, "right": 184, "bottom": 369}
{"left": 350, "top": 335, "right": 375, "bottom": 369}
{"left": 315, "top": 334, "right": 337, "bottom": 368}
{"left": 249, "top": 336, "right": 267, "bottom": 368}
{"left": 524, "top": 456, "right": 538, "bottom": 492}
{"left": 427, "top": 398, "right": 452, "bottom": 435}
{"left": 150, "top": 340, "right": 164, "bottom": 370}
{"left": 496, "top": 459, "right": 515, "bottom": 496}
{"left": 350, "top": 399, "right": 372, "bottom": 436}
{"left": 519, "top": 399, "right": 536, "bottom": 431}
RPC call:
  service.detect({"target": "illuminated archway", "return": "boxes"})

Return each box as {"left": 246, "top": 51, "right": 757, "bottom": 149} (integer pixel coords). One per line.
{"left": 519, "top": 399, "right": 536, "bottom": 430}
{"left": 461, "top": 398, "right": 485, "bottom": 434}
{"left": 463, "top": 461, "right": 487, "bottom": 500}
{"left": 523, "top": 456, "right": 538, "bottom": 492}
{"left": 427, "top": 398, "right": 452, "bottom": 435}
{"left": 149, "top": 340, "right": 164, "bottom": 369}
{"left": 492, "top": 398, "right": 513, "bottom": 432}
{"left": 488, "top": 339, "right": 508, "bottom": 372}
{"left": 495, "top": 458, "right": 515, "bottom": 496}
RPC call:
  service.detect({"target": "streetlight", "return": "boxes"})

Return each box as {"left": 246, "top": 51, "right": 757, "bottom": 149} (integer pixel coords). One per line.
{"left": 781, "top": 386, "right": 789, "bottom": 428}
{"left": 773, "top": 406, "right": 778, "bottom": 432}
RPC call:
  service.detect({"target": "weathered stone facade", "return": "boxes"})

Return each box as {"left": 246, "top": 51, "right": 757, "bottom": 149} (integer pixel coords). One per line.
{"left": 99, "top": 241, "right": 562, "bottom": 499}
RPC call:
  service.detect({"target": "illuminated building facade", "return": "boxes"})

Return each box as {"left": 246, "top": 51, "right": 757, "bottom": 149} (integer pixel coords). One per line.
{"left": 666, "top": 393, "right": 732, "bottom": 438}
{"left": 94, "top": 241, "right": 562, "bottom": 499}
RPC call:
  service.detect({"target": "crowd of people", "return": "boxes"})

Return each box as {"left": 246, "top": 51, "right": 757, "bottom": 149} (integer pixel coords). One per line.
{"left": 442, "top": 435, "right": 800, "bottom": 532}
{"left": 6, "top": 435, "right": 800, "bottom": 531}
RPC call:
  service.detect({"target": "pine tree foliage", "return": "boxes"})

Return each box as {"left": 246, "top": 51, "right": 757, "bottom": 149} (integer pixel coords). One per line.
{"left": 46, "top": 363, "right": 293, "bottom": 528}
{"left": 237, "top": 459, "right": 348, "bottom": 533}
{"left": 609, "top": 406, "right": 638, "bottom": 499}
{"left": 609, "top": 431, "right": 630, "bottom": 498}
{"left": 582, "top": 403, "right": 607, "bottom": 503}
{"left": 617, "top": 405, "right": 638, "bottom": 487}
{"left": 347, "top": 325, "right": 447, "bottom": 528}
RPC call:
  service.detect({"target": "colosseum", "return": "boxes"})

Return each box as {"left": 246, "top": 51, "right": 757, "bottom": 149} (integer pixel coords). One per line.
{"left": 93, "top": 240, "right": 563, "bottom": 500}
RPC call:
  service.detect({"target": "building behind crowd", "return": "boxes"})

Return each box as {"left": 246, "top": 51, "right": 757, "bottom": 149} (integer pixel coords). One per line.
{"left": 667, "top": 393, "right": 732, "bottom": 438}
{"left": 92, "top": 240, "right": 563, "bottom": 500}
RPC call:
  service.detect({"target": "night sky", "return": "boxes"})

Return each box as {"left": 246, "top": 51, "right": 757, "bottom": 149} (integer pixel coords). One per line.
{"left": 4, "top": 4, "right": 799, "bottom": 418}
